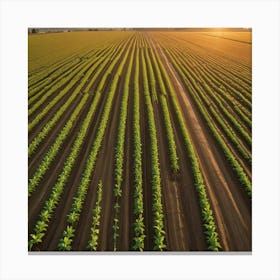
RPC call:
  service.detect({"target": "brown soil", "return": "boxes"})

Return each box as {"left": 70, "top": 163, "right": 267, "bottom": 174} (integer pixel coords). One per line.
{"left": 28, "top": 32, "right": 252, "bottom": 252}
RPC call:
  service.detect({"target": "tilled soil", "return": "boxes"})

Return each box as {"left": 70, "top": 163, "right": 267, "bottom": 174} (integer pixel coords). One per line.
{"left": 28, "top": 31, "right": 251, "bottom": 252}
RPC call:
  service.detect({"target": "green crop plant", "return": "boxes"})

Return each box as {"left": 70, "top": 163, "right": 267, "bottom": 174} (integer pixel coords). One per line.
{"left": 113, "top": 39, "right": 136, "bottom": 251}
{"left": 132, "top": 47, "right": 145, "bottom": 251}
{"left": 148, "top": 46, "right": 167, "bottom": 96}
{"left": 88, "top": 180, "right": 103, "bottom": 251}
{"left": 144, "top": 48, "right": 158, "bottom": 102}
{"left": 28, "top": 232, "right": 45, "bottom": 250}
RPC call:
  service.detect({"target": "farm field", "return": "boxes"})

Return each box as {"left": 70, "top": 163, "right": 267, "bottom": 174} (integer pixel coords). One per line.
{"left": 28, "top": 29, "right": 252, "bottom": 252}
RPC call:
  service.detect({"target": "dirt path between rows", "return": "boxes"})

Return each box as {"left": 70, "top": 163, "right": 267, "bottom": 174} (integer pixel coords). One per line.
{"left": 152, "top": 37, "right": 251, "bottom": 251}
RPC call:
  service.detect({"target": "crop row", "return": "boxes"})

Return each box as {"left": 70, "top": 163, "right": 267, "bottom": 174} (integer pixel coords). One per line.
{"left": 200, "top": 79, "right": 251, "bottom": 146}
{"left": 185, "top": 45, "right": 252, "bottom": 103}
{"left": 28, "top": 36, "right": 132, "bottom": 123}
{"left": 87, "top": 180, "right": 103, "bottom": 250}
{"left": 201, "top": 62, "right": 251, "bottom": 110}
{"left": 166, "top": 48, "right": 251, "bottom": 161}
{"left": 170, "top": 45, "right": 251, "bottom": 122}
{"left": 146, "top": 38, "right": 180, "bottom": 172}
{"left": 179, "top": 36, "right": 252, "bottom": 91}
{"left": 113, "top": 40, "right": 136, "bottom": 251}
{"left": 28, "top": 44, "right": 112, "bottom": 123}
{"left": 147, "top": 46, "right": 167, "bottom": 98}
{"left": 28, "top": 91, "right": 80, "bottom": 158}
{"left": 144, "top": 47, "right": 157, "bottom": 102}
{"left": 141, "top": 47, "right": 166, "bottom": 251}
{"left": 29, "top": 37, "right": 124, "bottom": 249}
{"left": 212, "top": 65, "right": 251, "bottom": 97}
{"left": 28, "top": 90, "right": 95, "bottom": 250}
{"left": 201, "top": 53, "right": 252, "bottom": 97}
{"left": 132, "top": 47, "right": 145, "bottom": 251}
{"left": 28, "top": 32, "right": 132, "bottom": 85}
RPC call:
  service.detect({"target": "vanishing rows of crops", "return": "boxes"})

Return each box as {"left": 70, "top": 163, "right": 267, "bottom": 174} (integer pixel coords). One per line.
{"left": 28, "top": 31, "right": 133, "bottom": 74}
{"left": 156, "top": 32, "right": 252, "bottom": 94}
{"left": 151, "top": 32, "right": 252, "bottom": 197}
{"left": 29, "top": 32, "right": 135, "bottom": 250}
{"left": 29, "top": 31, "right": 251, "bottom": 251}
{"left": 28, "top": 37, "right": 133, "bottom": 196}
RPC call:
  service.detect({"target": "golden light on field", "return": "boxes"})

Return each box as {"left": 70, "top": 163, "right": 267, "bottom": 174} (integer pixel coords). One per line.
{"left": 28, "top": 29, "right": 251, "bottom": 252}
{"left": 208, "top": 28, "right": 226, "bottom": 32}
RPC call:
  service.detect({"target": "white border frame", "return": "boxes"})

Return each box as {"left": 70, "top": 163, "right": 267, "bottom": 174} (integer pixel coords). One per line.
{"left": 1, "top": 0, "right": 279, "bottom": 279}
